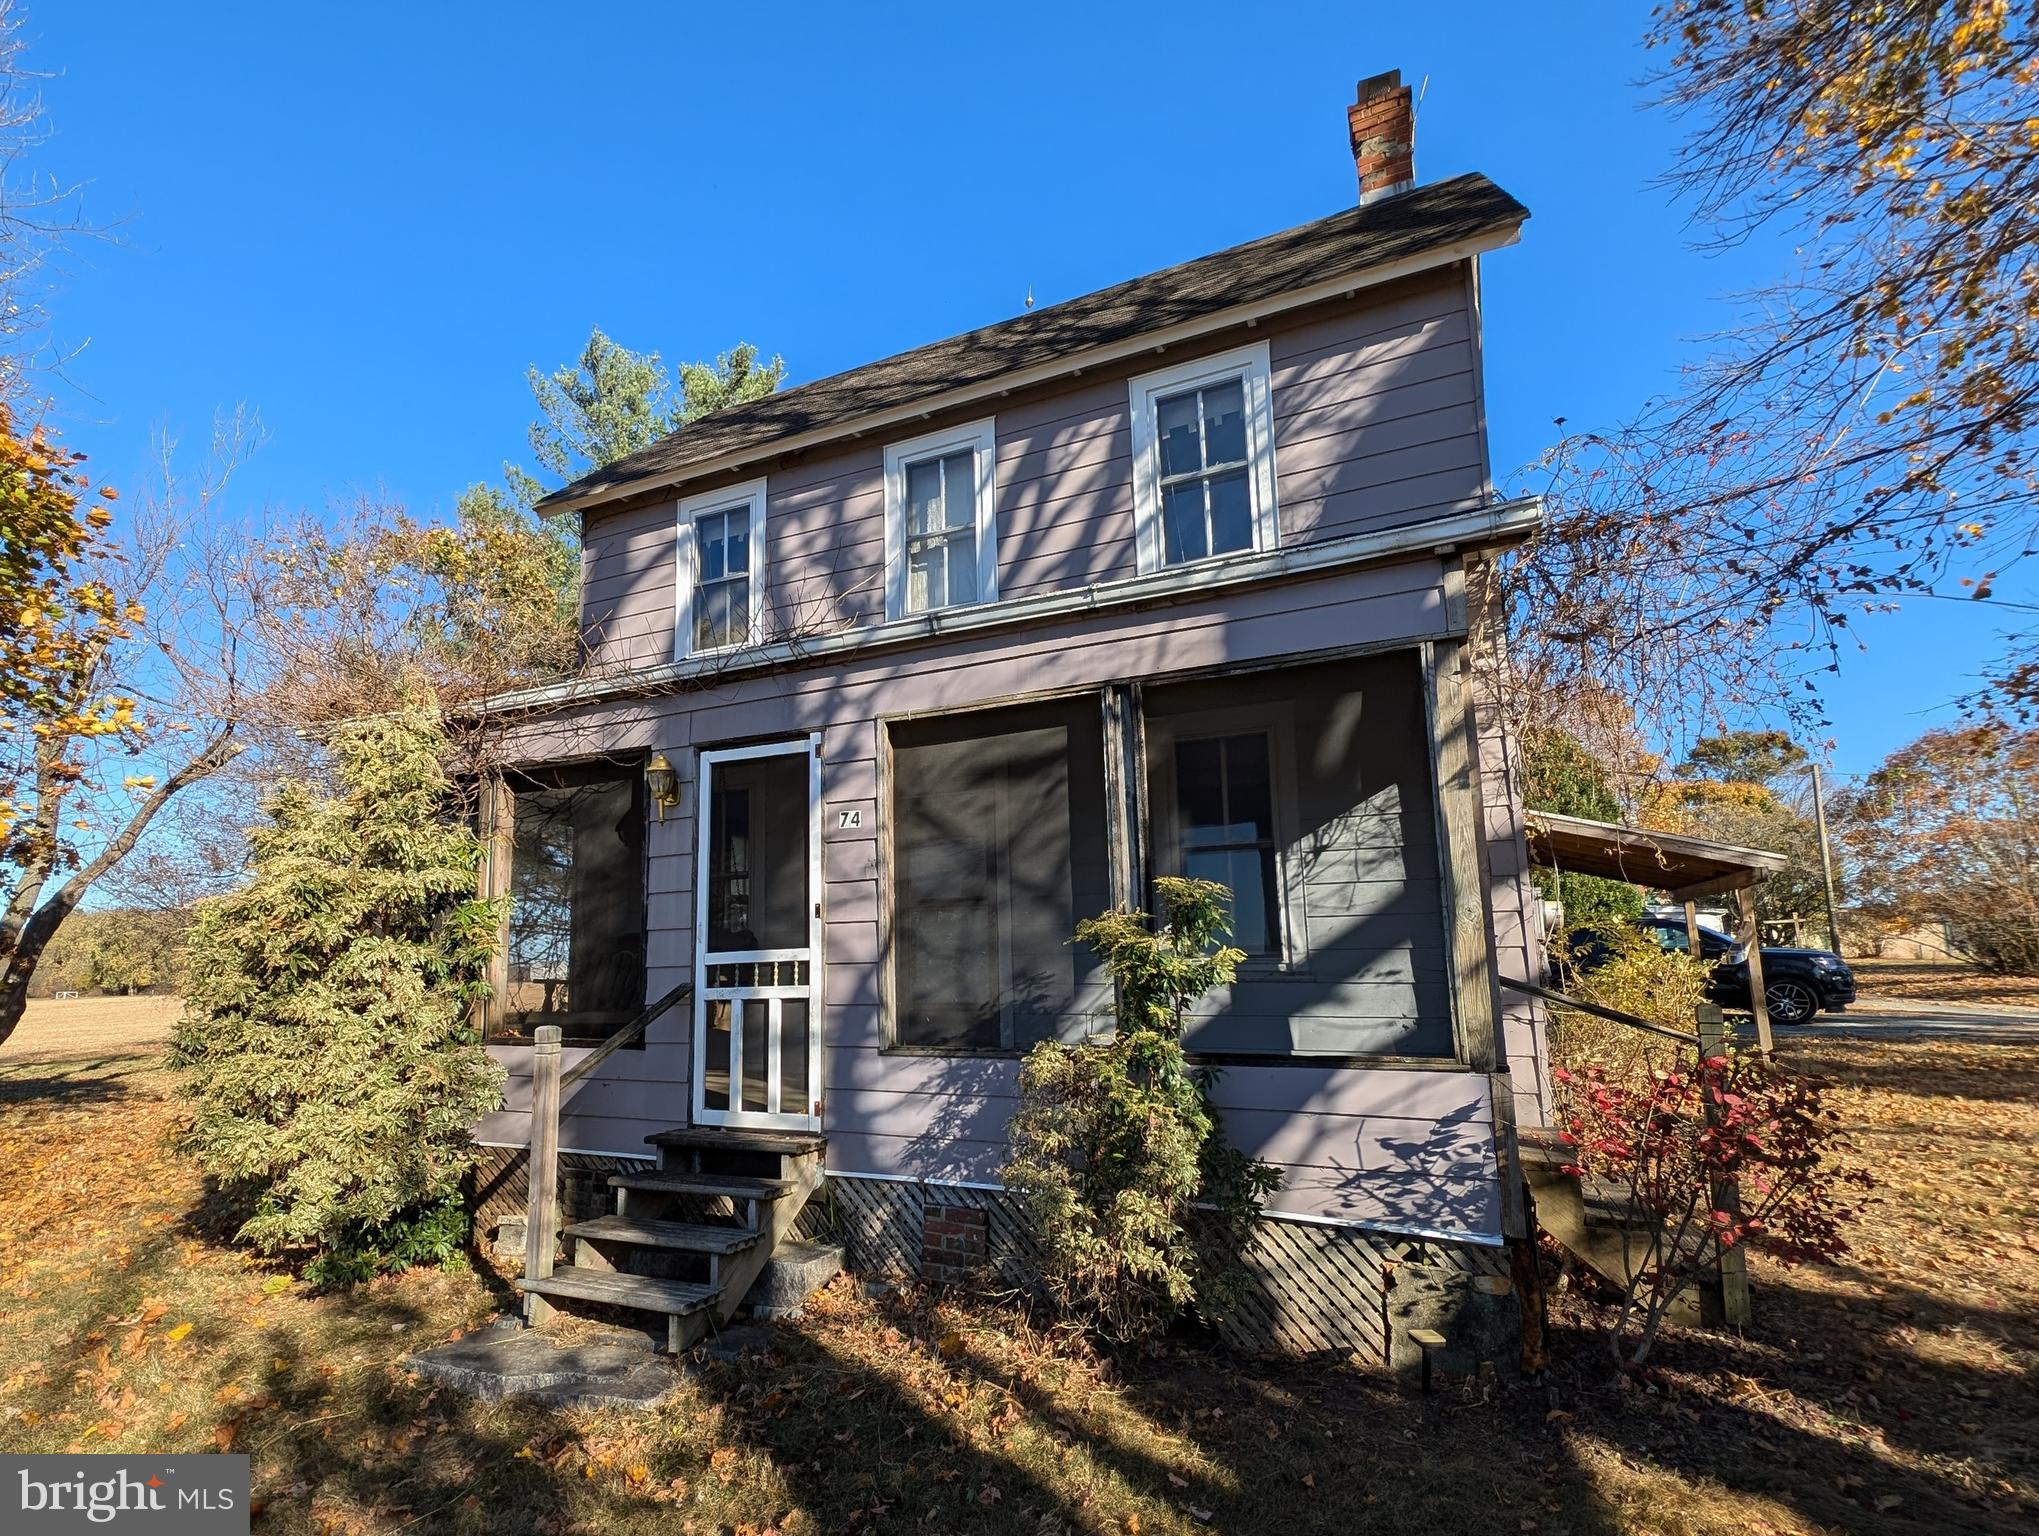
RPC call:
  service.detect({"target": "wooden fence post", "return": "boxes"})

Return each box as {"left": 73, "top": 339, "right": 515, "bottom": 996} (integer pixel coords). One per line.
{"left": 1694, "top": 1003, "right": 1752, "bottom": 1327}
{"left": 523, "top": 1024, "right": 562, "bottom": 1326}
{"left": 1736, "top": 887, "right": 1774, "bottom": 1054}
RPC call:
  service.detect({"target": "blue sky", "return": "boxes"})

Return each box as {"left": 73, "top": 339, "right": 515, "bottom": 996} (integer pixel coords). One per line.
{"left": 29, "top": 1, "right": 2030, "bottom": 778}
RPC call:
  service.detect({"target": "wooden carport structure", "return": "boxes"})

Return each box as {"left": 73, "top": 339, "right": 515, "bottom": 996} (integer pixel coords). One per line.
{"left": 1524, "top": 810, "right": 1792, "bottom": 1051}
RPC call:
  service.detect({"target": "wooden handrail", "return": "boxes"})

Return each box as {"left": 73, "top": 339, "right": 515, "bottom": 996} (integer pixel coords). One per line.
{"left": 560, "top": 979, "right": 694, "bottom": 1091}
{"left": 521, "top": 980, "right": 693, "bottom": 1316}
{"left": 1498, "top": 975, "right": 1701, "bottom": 1046}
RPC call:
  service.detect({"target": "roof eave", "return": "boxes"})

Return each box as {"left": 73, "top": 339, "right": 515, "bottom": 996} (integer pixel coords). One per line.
{"left": 535, "top": 221, "right": 1523, "bottom": 521}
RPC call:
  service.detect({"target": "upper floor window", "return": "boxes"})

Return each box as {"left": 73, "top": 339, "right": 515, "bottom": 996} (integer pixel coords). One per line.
{"left": 884, "top": 419, "right": 999, "bottom": 621}
{"left": 678, "top": 478, "right": 767, "bottom": 656}
{"left": 1128, "top": 343, "right": 1279, "bottom": 575}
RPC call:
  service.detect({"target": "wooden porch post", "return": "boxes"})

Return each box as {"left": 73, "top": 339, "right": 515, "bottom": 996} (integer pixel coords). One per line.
{"left": 1682, "top": 898, "right": 1704, "bottom": 962}
{"left": 1735, "top": 887, "right": 1774, "bottom": 1053}
{"left": 523, "top": 1024, "right": 562, "bottom": 1325}
{"left": 1694, "top": 1004, "right": 1753, "bottom": 1327}
{"left": 478, "top": 773, "right": 514, "bottom": 1039}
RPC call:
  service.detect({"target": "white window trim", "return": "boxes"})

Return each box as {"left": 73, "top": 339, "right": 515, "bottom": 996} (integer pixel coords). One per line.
{"left": 1127, "top": 341, "right": 1280, "bottom": 576}
{"left": 675, "top": 477, "right": 768, "bottom": 659}
{"left": 882, "top": 418, "right": 1001, "bottom": 622}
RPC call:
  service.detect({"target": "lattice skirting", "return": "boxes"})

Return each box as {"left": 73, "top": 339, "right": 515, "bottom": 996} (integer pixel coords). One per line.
{"left": 805, "top": 1175, "right": 1513, "bottom": 1363}
{"left": 466, "top": 1145, "right": 645, "bottom": 1236}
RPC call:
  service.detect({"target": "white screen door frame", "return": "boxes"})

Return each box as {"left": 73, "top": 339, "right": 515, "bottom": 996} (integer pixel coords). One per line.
{"left": 690, "top": 736, "right": 823, "bottom": 1132}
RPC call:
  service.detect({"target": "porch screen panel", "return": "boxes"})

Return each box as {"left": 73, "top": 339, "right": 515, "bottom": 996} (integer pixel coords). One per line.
{"left": 890, "top": 699, "right": 1111, "bottom": 1050}
{"left": 500, "top": 767, "right": 647, "bottom": 1042}
{"left": 1144, "top": 653, "right": 1453, "bottom": 1058}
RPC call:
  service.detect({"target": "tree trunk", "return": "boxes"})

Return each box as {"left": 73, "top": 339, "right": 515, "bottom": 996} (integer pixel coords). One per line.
{"left": 0, "top": 728, "right": 239, "bottom": 1049}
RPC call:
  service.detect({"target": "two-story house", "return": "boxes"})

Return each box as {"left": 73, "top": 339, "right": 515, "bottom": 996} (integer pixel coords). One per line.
{"left": 472, "top": 71, "right": 1549, "bottom": 1364}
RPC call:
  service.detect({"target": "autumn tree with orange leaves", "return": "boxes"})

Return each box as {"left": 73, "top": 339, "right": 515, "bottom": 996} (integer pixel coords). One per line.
{"left": 1839, "top": 723, "right": 2039, "bottom": 972}
{"left": 0, "top": 413, "right": 250, "bottom": 1043}
{"left": 1505, "top": 0, "right": 2039, "bottom": 746}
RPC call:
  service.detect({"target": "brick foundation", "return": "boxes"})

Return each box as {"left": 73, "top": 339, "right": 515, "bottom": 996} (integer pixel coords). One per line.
{"left": 920, "top": 1202, "right": 989, "bottom": 1284}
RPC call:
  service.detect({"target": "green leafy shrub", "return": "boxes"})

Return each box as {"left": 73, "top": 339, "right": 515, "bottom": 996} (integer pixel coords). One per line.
{"left": 303, "top": 1189, "right": 473, "bottom": 1288}
{"left": 1003, "top": 876, "right": 1279, "bottom": 1343}
{"left": 1548, "top": 921, "right": 1714, "bottom": 1088}
{"left": 174, "top": 680, "right": 505, "bottom": 1281}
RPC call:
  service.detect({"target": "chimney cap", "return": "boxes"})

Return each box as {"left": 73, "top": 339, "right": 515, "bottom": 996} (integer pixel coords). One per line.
{"left": 1357, "top": 69, "right": 1403, "bottom": 102}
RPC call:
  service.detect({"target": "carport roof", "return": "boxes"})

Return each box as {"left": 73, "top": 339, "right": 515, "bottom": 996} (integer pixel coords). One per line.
{"left": 1523, "top": 811, "right": 1789, "bottom": 901}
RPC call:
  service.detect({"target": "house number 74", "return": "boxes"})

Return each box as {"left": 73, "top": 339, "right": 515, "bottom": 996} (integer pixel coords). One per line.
{"left": 837, "top": 808, "right": 864, "bottom": 830}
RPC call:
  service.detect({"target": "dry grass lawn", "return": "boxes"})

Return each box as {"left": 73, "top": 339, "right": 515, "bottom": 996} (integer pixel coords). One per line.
{"left": 1850, "top": 960, "right": 2039, "bottom": 1011}
{"left": 0, "top": 1016, "right": 2032, "bottom": 1534}
{"left": 0, "top": 992, "right": 182, "bottom": 1063}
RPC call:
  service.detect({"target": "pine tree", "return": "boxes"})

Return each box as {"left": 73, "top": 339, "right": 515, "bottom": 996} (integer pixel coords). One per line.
{"left": 174, "top": 681, "right": 505, "bottom": 1281}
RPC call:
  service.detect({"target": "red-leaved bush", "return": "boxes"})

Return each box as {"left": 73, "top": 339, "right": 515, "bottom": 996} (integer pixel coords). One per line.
{"left": 1553, "top": 1049, "right": 1865, "bottom": 1368}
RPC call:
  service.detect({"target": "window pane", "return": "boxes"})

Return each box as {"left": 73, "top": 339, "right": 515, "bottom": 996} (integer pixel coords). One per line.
{"left": 1185, "top": 847, "right": 1275, "bottom": 955}
{"left": 1162, "top": 482, "right": 1208, "bottom": 564}
{"left": 907, "top": 541, "right": 944, "bottom": 613}
{"left": 1207, "top": 469, "right": 1253, "bottom": 555}
{"left": 695, "top": 579, "right": 732, "bottom": 650}
{"left": 907, "top": 458, "right": 944, "bottom": 536}
{"left": 1174, "top": 738, "right": 1227, "bottom": 847}
{"left": 507, "top": 773, "right": 646, "bottom": 1033}
{"left": 890, "top": 700, "right": 1111, "bottom": 1051}
{"left": 1157, "top": 389, "right": 1203, "bottom": 478}
{"left": 944, "top": 529, "right": 978, "bottom": 606}
{"left": 698, "top": 513, "right": 726, "bottom": 582}
{"left": 1222, "top": 733, "right": 1274, "bottom": 841}
{"left": 724, "top": 509, "right": 750, "bottom": 573}
{"left": 941, "top": 451, "right": 976, "bottom": 530}
{"left": 706, "top": 751, "right": 809, "bottom": 952}
{"left": 1202, "top": 379, "right": 1247, "bottom": 466}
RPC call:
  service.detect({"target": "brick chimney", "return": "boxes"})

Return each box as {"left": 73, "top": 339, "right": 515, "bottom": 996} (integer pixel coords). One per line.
{"left": 1349, "top": 70, "right": 1415, "bottom": 204}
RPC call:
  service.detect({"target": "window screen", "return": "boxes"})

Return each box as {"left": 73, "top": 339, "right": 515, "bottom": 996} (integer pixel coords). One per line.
{"left": 501, "top": 768, "right": 646, "bottom": 1041}
{"left": 1143, "top": 654, "right": 1455, "bottom": 1058}
{"left": 889, "top": 699, "right": 1111, "bottom": 1050}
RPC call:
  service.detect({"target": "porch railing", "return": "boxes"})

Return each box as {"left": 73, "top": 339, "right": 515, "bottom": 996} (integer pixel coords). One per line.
{"left": 1497, "top": 975, "right": 1700, "bottom": 1046}
{"left": 522, "top": 980, "right": 694, "bottom": 1304}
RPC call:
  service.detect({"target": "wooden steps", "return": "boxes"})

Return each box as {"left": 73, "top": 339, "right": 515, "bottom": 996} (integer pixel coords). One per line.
{"left": 561, "top": 1214, "right": 763, "bottom": 1255}
{"left": 519, "top": 1266, "right": 717, "bottom": 1315}
{"left": 517, "top": 1125, "right": 825, "bottom": 1352}
{"left": 609, "top": 1170, "right": 793, "bottom": 1200}
{"left": 647, "top": 1127, "right": 825, "bottom": 1156}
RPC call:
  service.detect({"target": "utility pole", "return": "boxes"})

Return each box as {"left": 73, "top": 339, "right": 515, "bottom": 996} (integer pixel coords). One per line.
{"left": 1810, "top": 763, "right": 1843, "bottom": 956}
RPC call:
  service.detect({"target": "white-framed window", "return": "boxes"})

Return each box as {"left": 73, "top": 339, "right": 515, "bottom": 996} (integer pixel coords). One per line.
{"left": 883, "top": 419, "right": 1000, "bottom": 621}
{"left": 676, "top": 478, "right": 768, "bottom": 657}
{"left": 1127, "top": 342, "right": 1279, "bottom": 575}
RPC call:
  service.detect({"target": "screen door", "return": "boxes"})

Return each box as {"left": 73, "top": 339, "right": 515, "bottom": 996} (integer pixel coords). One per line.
{"left": 691, "top": 739, "right": 822, "bottom": 1131}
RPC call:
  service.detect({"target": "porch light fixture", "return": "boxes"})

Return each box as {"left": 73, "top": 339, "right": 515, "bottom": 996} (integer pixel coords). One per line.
{"left": 645, "top": 751, "right": 680, "bottom": 821}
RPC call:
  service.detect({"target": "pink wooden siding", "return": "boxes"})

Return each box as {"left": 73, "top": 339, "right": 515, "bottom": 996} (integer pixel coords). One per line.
{"left": 575, "top": 267, "right": 1486, "bottom": 675}
{"left": 479, "top": 554, "right": 1529, "bottom": 1244}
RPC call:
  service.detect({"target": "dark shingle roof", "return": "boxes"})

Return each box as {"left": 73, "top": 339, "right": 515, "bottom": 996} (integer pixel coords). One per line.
{"left": 537, "top": 172, "right": 1527, "bottom": 513}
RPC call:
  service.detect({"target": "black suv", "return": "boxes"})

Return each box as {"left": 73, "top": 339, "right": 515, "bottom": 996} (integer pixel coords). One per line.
{"left": 1565, "top": 918, "right": 1856, "bottom": 1024}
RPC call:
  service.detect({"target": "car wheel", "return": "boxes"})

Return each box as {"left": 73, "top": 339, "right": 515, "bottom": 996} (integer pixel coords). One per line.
{"left": 1764, "top": 979, "right": 1818, "bottom": 1025}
